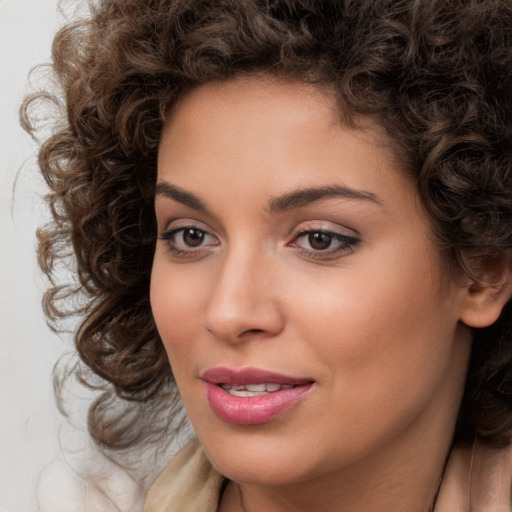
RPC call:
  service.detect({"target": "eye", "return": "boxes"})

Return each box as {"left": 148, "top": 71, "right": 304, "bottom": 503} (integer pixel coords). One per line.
{"left": 288, "top": 228, "right": 359, "bottom": 259}
{"left": 158, "top": 225, "right": 219, "bottom": 255}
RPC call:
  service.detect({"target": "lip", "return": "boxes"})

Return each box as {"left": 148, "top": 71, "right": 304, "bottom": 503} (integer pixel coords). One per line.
{"left": 201, "top": 367, "right": 315, "bottom": 425}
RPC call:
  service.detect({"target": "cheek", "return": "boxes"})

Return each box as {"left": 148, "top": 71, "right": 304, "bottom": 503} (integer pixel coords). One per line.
{"left": 284, "top": 273, "right": 463, "bottom": 455}
{"left": 288, "top": 246, "right": 460, "bottom": 392}
{"left": 150, "top": 261, "right": 206, "bottom": 363}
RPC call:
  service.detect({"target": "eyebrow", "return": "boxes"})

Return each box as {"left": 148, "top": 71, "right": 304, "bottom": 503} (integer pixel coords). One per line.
{"left": 154, "top": 181, "right": 382, "bottom": 214}
{"left": 154, "top": 181, "right": 208, "bottom": 211}
{"left": 268, "top": 185, "right": 382, "bottom": 213}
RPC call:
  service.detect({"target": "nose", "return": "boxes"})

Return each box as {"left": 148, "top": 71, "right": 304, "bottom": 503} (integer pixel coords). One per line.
{"left": 204, "top": 249, "right": 284, "bottom": 344}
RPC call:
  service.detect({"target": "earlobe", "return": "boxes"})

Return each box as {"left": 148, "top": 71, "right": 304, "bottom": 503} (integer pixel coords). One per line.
{"left": 460, "top": 257, "right": 512, "bottom": 328}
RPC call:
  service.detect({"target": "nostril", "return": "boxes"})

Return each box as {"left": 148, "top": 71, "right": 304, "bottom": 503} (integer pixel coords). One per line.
{"left": 242, "top": 328, "right": 264, "bottom": 335}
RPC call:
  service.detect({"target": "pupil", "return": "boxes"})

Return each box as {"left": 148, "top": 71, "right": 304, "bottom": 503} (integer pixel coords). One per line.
{"left": 184, "top": 228, "right": 204, "bottom": 247}
{"left": 308, "top": 232, "right": 331, "bottom": 250}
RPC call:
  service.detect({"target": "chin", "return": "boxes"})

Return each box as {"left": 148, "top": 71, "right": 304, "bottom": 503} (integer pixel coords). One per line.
{"left": 195, "top": 427, "right": 326, "bottom": 486}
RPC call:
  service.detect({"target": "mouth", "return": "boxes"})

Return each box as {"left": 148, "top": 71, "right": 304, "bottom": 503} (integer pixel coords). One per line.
{"left": 201, "top": 367, "right": 315, "bottom": 425}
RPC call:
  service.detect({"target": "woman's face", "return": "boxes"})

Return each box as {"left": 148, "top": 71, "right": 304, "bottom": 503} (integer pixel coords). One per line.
{"left": 151, "top": 78, "right": 472, "bottom": 486}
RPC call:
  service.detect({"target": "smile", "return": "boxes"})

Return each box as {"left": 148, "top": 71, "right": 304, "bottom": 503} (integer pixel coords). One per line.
{"left": 201, "top": 367, "right": 315, "bottom": 425}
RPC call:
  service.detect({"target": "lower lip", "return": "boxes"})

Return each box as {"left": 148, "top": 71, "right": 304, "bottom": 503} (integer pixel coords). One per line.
{"left": 204, "top": 382, "right": 314, "bottom": 425}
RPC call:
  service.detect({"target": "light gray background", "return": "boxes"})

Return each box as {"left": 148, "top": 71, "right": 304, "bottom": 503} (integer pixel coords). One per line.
{"left": 1, "top": 1, "right": 84, "bottom": 510}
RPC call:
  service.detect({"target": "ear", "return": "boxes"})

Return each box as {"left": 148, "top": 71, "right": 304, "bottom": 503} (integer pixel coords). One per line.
{"left": 460, "top": 255, "right": 512, "bottom": 328}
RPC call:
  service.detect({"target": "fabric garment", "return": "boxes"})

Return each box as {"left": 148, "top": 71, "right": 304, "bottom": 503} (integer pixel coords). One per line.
{"left": 143, "top": 439, "right": 224, "bottom": 512}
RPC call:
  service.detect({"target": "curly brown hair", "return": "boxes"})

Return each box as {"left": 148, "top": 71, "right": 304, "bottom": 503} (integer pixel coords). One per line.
{"left": 21, "top": 0, "right": 512, "bottom": 453}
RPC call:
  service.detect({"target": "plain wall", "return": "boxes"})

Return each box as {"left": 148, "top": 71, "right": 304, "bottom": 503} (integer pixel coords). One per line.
{"left": 1, "top": 1, "right": 78, "bottom": 510}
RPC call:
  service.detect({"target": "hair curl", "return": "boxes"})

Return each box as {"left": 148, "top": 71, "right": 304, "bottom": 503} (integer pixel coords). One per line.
{"left": 21, "top": 0, "right": 512, "bottom": 452}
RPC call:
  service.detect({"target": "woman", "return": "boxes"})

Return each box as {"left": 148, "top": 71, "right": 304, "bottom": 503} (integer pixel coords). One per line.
{"left": 23, "top": 0, "right": 512, "bottom": 510}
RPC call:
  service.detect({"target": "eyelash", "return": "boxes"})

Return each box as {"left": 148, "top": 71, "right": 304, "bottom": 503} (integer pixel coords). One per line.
{"left": 158, "top": 225, "right": 359, "bottom": 260}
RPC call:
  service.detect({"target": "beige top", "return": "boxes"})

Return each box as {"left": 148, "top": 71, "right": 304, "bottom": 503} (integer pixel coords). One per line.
{"left": 143, "top": 439, "right": 224, "bottom": 512}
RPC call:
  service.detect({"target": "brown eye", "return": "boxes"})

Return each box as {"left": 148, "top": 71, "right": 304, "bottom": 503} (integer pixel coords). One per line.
{"left": 288, "top": 228, "right": 359, "bottom": 259}
{"left": 308, "top": 232, "right": 332, "bottom": 250}
{"left": 183, "top": 228, "right": 205, "bottom": 247}
{"left": 158, "top": 225, "right": 218, "bottom": 255}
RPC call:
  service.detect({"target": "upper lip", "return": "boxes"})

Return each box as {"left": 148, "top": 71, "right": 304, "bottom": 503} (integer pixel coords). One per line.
{"left": 201, "top": 367, "right": 314, "bottom": 386}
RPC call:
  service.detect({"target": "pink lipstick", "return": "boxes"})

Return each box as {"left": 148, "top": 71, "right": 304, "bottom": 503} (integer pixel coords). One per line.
{"left": 201, "top": 367, "right": 314, "bottom": 425}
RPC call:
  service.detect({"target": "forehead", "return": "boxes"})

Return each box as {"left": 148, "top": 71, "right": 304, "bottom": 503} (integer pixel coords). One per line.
{"left": 158, "top": 77, "right": 401, "bottom": 188}
{"left": 166, "top": 77, "right": 340, "bottom": 125}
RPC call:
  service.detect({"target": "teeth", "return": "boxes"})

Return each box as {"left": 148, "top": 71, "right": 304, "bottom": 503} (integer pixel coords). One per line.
{"left": 228, "top": 389, "right": 269, "bottom": 397}
{"left": 219, "top": 383, "right": 296, "bottom": 396}
{"left": 245, "top": 384, "right": 266, "bottom": 392}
